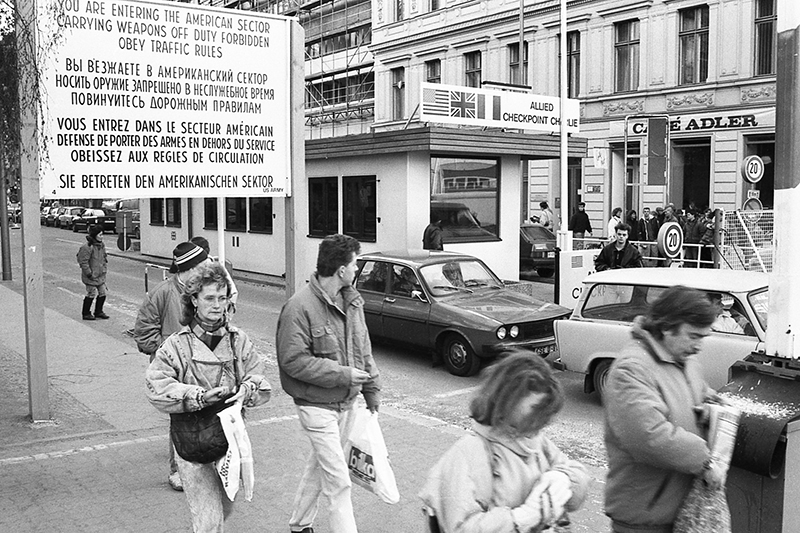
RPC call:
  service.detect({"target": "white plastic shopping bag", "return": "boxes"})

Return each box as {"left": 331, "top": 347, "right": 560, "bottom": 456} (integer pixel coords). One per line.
{"left": 215, "top": 400, "right": 254, "bottom": 502}
{"left": 343, "top": 409, "right": 400, "bottom": 504}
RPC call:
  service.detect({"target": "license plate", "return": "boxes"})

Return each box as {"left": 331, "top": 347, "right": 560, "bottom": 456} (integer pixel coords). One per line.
{"left": 546, "top": 252, "right": 555, "bottom": 258}
{"left": 533, "top": 344, "right": 555, "bottom": 355}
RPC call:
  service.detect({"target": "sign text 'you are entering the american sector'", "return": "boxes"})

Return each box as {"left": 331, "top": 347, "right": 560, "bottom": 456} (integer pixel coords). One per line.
{"left": 419, "top": 82, "right": 580, "bottom": 133}
{"left": 39, "top": 0, "right": 293, "bottom": 199}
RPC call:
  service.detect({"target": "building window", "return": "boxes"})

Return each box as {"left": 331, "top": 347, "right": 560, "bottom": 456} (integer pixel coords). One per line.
{"left": 567, "top": 31, "right": 580, "bottom": 98}
{"left": 204, "top": 198, "right": 217, "bottom": 229}
{"left": 430, "top": 156, "right": 499, "bottom": 243}
{"left": 309, "top": 177, "right": 338, "bottom": 237}
{"left": 430, "top": 0, "right": 440, "bottom": 10}
{"left": 755, "top": 0, "right": 777, "bottom": 76}
{"left": 392, "top": 67, "right": 405, "bottom": 120}
{"left": 615, "top": 19, "right": 640, "bottom": 93}
{"left": 465, "top": 51, "right": 482, "bottom": 88}
{"left": 149, "top": 198, "right": 164, "bottom": 225}
{"left": 508, "top": 42, "right": 528, "bottom": 85}
{"left": 679, "top": 5, "right": 709, "bottom": 85}
{"left": 426, "top": 59, "right": 441, "bottom": 84}
{"left": 343, "top": 176, "right": 377, "bottom": 242}
{"left": 305, "top": 69, "right": 374, "bottom": 109}
{"left": 224, "top": 198, "right": 247, "bottom": 231}
{"left": 395, "top": 0, "right": 404, "bottom": 21}
{"left": 305, "top": 26, "right": 371, "bottom": 59}
{"left": 165, "top": 198, "right": 181, "bottom": 226}
{"left": 249, "top": 197, "right": 273, "bottom": 234}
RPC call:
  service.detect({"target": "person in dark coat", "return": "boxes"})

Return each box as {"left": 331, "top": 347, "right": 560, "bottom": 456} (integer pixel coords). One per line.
{"left": 594, "top": 223, "right": 643, "bottom": 271}
{"left": 423, "top": 214, "right": 444, "bottom": 251}
{"left": 568, "top": 202, "right": 592, "bottom": 249}
{"left": 76, "top": 225, "right": 108, "bottom": 320}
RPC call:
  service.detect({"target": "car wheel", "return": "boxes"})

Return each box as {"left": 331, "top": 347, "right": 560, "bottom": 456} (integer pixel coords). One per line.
{"left": 593, "top": 359, "right": 613, "bottom": 400}
{"left": 537, "top": 268, "right": 555, "bottom": 278}
{"left": 442, "top": 334, "right": 480, "bottom": 377}
{"left": 73, "top": 225, "right": 78, "bottom": 232}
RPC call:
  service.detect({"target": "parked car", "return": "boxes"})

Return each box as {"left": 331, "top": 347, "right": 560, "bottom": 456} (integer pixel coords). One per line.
{"left": 72, "top": 208, "right": 116, "bottom": 233}
{"left": 554, "top": 268, "right": 769, "bottom": 399}
{"left": 520, "top": 222, "right": 556, "bottom": 277}
{"left": 355, "top": 250, "right": 572, "bottom": 376}
{"left": 45, "top": 206, "right": 64, "bottom": 226}
{"left": 7, "top": 202, "right": 21, "bottom": 223}
{"left": 57, "top": 206, "right": 86, "bottom": 230}
{"left": 40, "top": 206, "right": 51, "bottom": 225}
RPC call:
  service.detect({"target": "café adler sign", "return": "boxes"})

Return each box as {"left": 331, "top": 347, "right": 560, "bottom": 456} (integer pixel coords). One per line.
{"left": 615, "top": 107, "right": 775, "bottom": 136}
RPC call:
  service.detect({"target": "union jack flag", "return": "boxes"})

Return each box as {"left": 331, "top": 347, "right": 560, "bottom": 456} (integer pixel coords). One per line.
{"left": 450, "top": 91, "right": 476, "bottom": 119}
{"left": 422, "top": 87, "right": 450, "bottom": 116}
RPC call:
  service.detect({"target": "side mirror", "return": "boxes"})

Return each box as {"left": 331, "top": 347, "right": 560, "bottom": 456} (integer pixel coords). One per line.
{"left": 411, "top": 290, "right": 427, "bottom": 302}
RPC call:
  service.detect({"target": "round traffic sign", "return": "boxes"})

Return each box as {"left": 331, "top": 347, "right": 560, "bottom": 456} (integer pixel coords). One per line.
{"left": 657, "top": 221, "right": 683, "bottom": 259}
{"left": 741, "top": 155, "right": 765, "bottom": 184}
{"left": 117, "top": 233, "right": 132, "bottom": 251}
{"left": 742, "top": 197, "right": 763, "bottom": 223}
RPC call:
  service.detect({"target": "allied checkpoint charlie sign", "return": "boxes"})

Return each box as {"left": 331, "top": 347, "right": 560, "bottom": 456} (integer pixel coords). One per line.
{"left": 38, "top": 0, "right": 293, "bottom": 198}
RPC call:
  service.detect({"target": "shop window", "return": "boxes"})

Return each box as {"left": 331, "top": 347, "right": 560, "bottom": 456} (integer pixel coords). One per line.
{"left": 755, "top": 0, "right": 777, "bottom": 76}
{"left": 249, "top": 198, "right": 273, "bottom": 233}
{"left": 204, "top": 198, "right": 217, "bottom": 229}
{"left": 426, "top": 59, "right": 441, "bottom": 84}
{"left": 309, "top": 177, "right": 338, "bottom": 237}
{"left": 508, "top": 41, "right": 528, "bottom": 85}
{"left": 165, "top": 198, "right": 181, "bottom": 227}
{"left": 464, "top": 51, "right": 482, "bottom": 88}
{"left": 343, "top": 176, "right": 376, "bottom": 242}
{"left": 567, "top": 31, "right": 580, "bottom": 98}
{"left": 392, "top": 67, "right": 405, "bottom": 120}
{"left": 150, "top": 198, "right": 164, "bottom": 225}
{"left": 679, "top": 5, "right": 709, "bottom": 85}
{"left": 430, "top": 156, "right": 499, "bottom": 243}
{"left": 224, "top": 198, "right": 246, "bottom": 231}
{"left": 615, "top": 20, "right": 639, "bottom": 93}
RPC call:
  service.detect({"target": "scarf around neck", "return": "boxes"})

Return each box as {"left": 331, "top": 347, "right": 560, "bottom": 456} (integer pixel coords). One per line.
{"left": 190, "top": 315, "right": 228, "bottom": 351}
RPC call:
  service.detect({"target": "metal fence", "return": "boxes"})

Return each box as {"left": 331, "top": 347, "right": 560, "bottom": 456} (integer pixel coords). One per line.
{"left": 719, "top": 210, "right": 775, "bottom": 273}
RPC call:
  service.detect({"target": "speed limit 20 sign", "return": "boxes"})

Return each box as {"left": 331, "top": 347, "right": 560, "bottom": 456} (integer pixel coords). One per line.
{"left": 657, "top": 222, "right": 684, "bottom": 259}
{"left": 741, "top": 155, "right": 765, "bottom": 184}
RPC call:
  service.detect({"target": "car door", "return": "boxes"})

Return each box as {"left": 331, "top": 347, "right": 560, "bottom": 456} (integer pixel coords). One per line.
{"left": 380, "top": 264, "right": 431, "bottom": 348}
{"left": 355, "top": 260, "right": 389, "bottom": 338}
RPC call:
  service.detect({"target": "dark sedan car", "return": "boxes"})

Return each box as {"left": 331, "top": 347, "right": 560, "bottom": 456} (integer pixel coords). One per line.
{"left": 519, "top": 222, "right": 556, "bottom": 278}
{"left": 355, "top": 250, "right": 571, "bottom": 376}
{"left": 72, "top": 208, "right": 116, "bottom": 233}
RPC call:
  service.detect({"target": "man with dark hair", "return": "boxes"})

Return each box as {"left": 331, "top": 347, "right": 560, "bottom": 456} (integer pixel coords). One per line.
{"left": 604, "top": 286, "right": 726, "bottom": 533}
{"left": 423, "top": 213, "right": 444, "bottom": 250}
{"left": 277, "top": 234, "right": 381, "bottom": 533}
{"left": 568, "top": 202, "right": 592, "bottom": 249}
{"left": 594, "top": 222, "right": 643, "bottom": 271}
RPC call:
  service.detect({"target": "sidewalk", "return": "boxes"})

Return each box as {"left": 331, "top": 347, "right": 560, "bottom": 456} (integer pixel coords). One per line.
{"left": 0, "top": 281, "right": 610, "bottom": 532}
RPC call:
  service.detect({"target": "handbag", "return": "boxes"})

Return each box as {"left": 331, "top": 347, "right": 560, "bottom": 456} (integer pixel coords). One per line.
{"left": 343, "top": 409, "right": 400, "bottom": 504}
{"left": 170, "top": 332, "right": 240, "bottom": 464}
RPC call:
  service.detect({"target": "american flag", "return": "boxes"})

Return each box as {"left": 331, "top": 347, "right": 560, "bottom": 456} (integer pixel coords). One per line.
{"left": 450, "top": 91, "right": 476, "bottom": 119}
{"left": 422, "top": 87, "right": 450, "bottom": 116}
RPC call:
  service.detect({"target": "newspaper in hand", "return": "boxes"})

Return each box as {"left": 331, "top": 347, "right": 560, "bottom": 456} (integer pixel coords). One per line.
{"left": 706, "top": 404, "right": 741, "bottom": 483}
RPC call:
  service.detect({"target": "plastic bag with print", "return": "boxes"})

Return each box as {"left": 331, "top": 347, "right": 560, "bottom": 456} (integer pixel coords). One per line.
{"left": 215, "top": 400, "right": 254, "bottom": 502}
{"left": 343, "top": 409, "right": 400, "bottom": 504}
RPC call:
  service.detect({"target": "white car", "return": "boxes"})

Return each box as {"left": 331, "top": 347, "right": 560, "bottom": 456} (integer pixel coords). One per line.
{"left": 554, "top": 268, "right": 769, "bottom": 398}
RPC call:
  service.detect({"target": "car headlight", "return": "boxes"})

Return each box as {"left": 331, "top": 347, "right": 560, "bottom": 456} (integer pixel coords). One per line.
{"left": 496, "top": 327, "right": 507, "bottom": 340}
{"left": 510, "top": 325, "right": 519, "bottom": 338}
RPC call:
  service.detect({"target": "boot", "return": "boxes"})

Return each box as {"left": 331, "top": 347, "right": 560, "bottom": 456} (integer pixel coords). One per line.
{"left": 94, "top": 296, "right": 109, "bottom": 319}
{"left": 82, "top": 297, "right": 95, "bottom": 320}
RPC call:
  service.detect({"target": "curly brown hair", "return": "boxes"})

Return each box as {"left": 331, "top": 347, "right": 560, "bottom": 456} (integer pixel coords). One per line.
{"left": 179, "top": 261, "right": 230, "bottom": 325}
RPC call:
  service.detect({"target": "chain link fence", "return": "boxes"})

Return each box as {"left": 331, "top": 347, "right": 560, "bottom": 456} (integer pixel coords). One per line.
{"left": 719, "top": 210, "right": 775, "bottom": 273}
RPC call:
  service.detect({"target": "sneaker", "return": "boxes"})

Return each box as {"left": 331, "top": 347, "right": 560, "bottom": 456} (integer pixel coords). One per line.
{"left": 94, "top": 312, "right": 110, "bottom": 319}
{"left": 82, "top": 314, "right": 95, "bottom": 321}
{"left": 168, "top": 472, "right": 184, "bottom": 491}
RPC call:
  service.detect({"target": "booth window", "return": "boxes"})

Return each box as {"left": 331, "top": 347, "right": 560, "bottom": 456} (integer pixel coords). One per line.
{"left": 203, "top": 198, "right": 217, "bottom": 229}
{"left": 430, "top": 156, "right": 500, "bottom": 243}
{"left": 249, "top": 197, "right": 273, "bottom": 234}
{"left": 309, "top": 177, "right": 338, "bottom": 237}
{"left": 755, "top": 0, "right": 777, "bottom": 76}
{"left": 615, "top": 19, "right": 640, "bottom": 93}
{"left": 678, "top": 5, "right": 709, "bottom": 85}
{"left": 343, "top": 176, "right": 376, "bottom": 242}
{"left": 150, "top": 198, "right": 164, "bottom": 225}
{"left": 165, "top": 198, "right": 181, "bottom": 227}
{"left": 225, "top": 198, "right": 247, "bottom": 231}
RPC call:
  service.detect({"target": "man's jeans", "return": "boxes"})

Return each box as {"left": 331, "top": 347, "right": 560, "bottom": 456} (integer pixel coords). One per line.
{"left": 290, "top": 405, "right": 358, "bottom": 533}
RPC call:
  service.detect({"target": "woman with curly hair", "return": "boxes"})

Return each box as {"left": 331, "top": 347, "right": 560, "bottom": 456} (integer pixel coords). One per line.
{"left": 146, "top": 261, "right": 271, "bottom": 532}
{"left": 420, "top": 351, "right": 590, "bottom": 532}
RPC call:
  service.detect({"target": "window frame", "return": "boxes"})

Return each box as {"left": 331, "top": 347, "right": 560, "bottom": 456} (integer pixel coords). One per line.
{"left": 309, "top": 176, "right": 339, "bottom": 238}
{"left": 678, "top": 5, "right": 710, "bottom": 85}
{"left": 203, "top": 198, "right": 217, "bottom": 229}
{"left": 464, "top": 51, "right": 482, "bottom": 88}
{"left": 614, "top": 19, "right": 640, "bottom": 93}
{"left": 508, "top": 41, "right": 529, "bottom": 85}
{"left": 754, "top": 0, "right": 777, "bottom": 76}
{"left": 391, "top": 67, "right": 405, "bottom": 120}
{"left": 342, "top": 175, "right": 377, "bottom": 243}
{"left": 425, "top": 59, "right": 441, "bottom": 84}
{"left": 225, "top": 198, "right": 247, "bottom": 232}
{"left": 567, "top": 31, "right": 581, "bottom": 98}
{"left": 150, "top": 198, "right": 164, "bottom": 225}
{"left": 249, "top": 197, "right": 274, "bottom": 234}
{"left": 165, "top": 198, "right": 181, "bottom": 227}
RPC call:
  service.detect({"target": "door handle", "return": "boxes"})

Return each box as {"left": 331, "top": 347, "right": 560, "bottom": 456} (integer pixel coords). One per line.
{"left": 383, "top": 297, "right": 396, "bottom": 303}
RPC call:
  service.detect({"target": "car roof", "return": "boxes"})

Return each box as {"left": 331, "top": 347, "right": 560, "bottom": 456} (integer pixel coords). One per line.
{"left": 359, "top": 249, "right": 479, "bottom": 267}
{"left": 584, "top": 268, "right": 768, "bottom": 293}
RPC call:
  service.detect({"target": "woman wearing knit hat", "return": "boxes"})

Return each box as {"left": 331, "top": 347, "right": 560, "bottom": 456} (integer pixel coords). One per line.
{"left": 76, "top": 225, "right": 109, "bottom": 320}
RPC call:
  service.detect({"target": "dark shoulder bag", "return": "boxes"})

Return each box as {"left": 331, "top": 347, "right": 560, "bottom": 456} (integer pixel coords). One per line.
{"left": 170, "top": 333, "right": 239, "bottom": 464}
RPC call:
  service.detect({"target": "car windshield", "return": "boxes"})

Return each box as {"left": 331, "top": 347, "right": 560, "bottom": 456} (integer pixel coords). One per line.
{"left": 420, "top": 260, "right": 502, "bottom": 296}
{"left": 521, "top": 225, "right": 555, "bottom": 241}
{"left": 748, "top": 288, "right": 769, "bottom": 330}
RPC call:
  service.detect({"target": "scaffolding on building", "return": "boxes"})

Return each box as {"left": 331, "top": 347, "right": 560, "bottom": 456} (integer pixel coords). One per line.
{"left": 217, "top": 0, "right": 375, "bottom": 138}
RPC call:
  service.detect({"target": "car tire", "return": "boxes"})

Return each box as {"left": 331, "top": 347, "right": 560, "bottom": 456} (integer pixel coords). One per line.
{"left": 73, "top": 225, "right": 78, "bottom": 232}
{"left": 442, "top": 334, "right": 480, "bottom": 377}
{"left": 593, "top": 359, "right": 613, "bottom": 400}
{"left": 537, "top": 268, "right": 555, "bottom": 278}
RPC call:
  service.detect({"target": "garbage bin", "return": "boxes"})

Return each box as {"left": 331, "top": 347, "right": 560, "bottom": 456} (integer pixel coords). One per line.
{"left": 718, "top": 354, "right": 800, "bottom": 533}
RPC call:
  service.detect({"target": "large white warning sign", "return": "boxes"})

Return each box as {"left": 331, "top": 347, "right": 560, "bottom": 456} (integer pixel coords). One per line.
{"left": 39, "top": 0, "right": 294, "bottom": 198}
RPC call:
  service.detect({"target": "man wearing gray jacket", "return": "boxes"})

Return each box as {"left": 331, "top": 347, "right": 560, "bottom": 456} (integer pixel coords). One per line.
{"left": 277, "top": 234, "right": 381, "bottom": 533}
